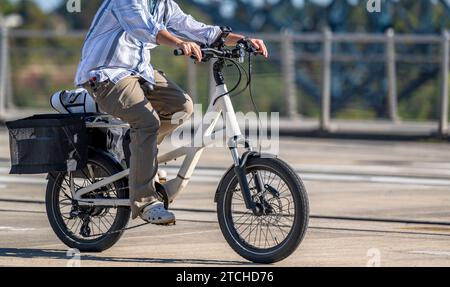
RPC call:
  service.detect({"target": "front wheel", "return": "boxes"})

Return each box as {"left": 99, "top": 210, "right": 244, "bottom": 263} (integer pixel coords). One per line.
{"left": 217, "top": 157, "right": 309, "bottom": 263}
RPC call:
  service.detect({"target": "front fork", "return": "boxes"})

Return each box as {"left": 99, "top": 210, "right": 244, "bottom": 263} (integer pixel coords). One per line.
{"left": 229, "top": 136, "right": 265, "bottom": 215}
{"left": 214, "top": 59, "right": 264, "bottom": 215}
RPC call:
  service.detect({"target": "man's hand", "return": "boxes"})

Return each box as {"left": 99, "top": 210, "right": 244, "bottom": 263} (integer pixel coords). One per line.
{"left": 176, "top": 41, "right": 203, "bottom": 62}
{"left": 156, "top": 30, "right": 203, "bottom": 61}
{"left": 247, "top": 38, "right": 269, "bottom": 58}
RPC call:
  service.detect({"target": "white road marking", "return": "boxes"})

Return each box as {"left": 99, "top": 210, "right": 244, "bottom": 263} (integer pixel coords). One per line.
{"left": 0, "top": 166, "right": 450, "bottom": 187}
{"left": 409, "top": 250, "right": 450, "bottom": 257}
{"left": 162, "top": 167, "right": 450, "bottom": 187}
{"left": 0, "top": 167, "right": 10, "bottom": 173}
{"left": 0, "top": 175, "right": 46, "bottom": 185}
{"left": 0, "top": 226, "right": 36, "bottom": 232}
{"left": 300, "top": 173, "right": 450, "bottom": 187}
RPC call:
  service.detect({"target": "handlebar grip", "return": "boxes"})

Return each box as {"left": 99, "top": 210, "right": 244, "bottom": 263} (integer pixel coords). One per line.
{"left": 174, "top": 49, "right": 185, "bottom": 56}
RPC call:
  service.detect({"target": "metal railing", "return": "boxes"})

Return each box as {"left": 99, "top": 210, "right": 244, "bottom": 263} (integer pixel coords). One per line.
{"left": 252, "top": 29, "right": 449, "bottom": 135}
{"left": 0, "top": 28, "right": 449, "bottom": 135}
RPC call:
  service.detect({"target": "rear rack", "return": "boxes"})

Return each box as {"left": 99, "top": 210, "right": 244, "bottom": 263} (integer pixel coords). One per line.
{"left": 84, "top": 114, "right": 130, "bottom": 129}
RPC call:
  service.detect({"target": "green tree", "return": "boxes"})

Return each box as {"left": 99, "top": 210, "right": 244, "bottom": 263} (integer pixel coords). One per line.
{"left": 15, "top": 0, "right": 50, "bottom": 29}
{"left": 0, "top": 0, "right": 16, "bottom": 14}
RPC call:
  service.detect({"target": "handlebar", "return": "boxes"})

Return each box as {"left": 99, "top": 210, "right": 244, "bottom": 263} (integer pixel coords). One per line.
{"left": 173, "top": 40, "right": 258, "bottom": 62}
{"left": 173, "top": 47, "right": 226, "bottom": 58}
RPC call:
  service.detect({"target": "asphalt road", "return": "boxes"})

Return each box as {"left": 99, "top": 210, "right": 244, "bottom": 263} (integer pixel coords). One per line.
{"left": 1, "top": 130, "right": 450, "bottom": 266}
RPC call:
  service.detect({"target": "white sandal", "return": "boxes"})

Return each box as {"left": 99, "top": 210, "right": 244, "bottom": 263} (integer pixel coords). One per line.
{"left": 140, "top": 201, "right": 176, "bottom": 225}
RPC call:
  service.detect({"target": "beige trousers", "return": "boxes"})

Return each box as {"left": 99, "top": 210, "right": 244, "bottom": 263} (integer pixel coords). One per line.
{"left": 83, "top": 71, "right": 193, "bottom": 219}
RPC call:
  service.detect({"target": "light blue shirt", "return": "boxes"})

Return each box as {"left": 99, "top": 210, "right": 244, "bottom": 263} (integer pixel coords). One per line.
{"left": 74, "top": 0, "right": 221, "bottom": 86}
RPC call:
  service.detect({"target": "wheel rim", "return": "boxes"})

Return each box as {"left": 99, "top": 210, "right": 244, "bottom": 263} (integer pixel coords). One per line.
{"left": 54, "top": 161, "right": 124, "bottom": 241}
{"left": 224, "top": 165, "right": 297, "bottom": 253}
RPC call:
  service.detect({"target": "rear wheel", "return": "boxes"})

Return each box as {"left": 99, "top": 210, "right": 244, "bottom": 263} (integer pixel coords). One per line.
{"left": 217, "top": 157, "right": 309, "bottom": 263}
{"left": 46, "top": 152, "right": 130, "bottom": 252}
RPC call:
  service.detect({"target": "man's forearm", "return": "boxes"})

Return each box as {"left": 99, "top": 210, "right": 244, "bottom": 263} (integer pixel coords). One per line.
{"left": 156, "top": 29, "right": 184, "bottom": 47}
{"left": 225, "top": 33, "right": 245, "bottom": 46}
{"left": 157, "top": 29, "right": 245, "bottom": 47}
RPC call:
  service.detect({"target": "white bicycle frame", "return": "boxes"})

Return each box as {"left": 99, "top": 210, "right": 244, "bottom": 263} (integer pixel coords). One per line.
{"left": 74, "top": 83, "right": 249, "bottom": 207}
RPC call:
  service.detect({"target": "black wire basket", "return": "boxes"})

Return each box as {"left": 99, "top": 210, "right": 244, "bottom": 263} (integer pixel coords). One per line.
{"left": 6, "top": 114, "right": 88, "bottom": 174}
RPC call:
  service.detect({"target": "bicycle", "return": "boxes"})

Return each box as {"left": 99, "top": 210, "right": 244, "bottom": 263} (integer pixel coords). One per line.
{"left": 44, "top": 35, "right": 309, "bottom": 264}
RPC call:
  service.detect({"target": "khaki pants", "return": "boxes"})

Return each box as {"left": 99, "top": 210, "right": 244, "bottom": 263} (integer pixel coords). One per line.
{"left": 83, "top": 71, "right": 193, "bottom": 219}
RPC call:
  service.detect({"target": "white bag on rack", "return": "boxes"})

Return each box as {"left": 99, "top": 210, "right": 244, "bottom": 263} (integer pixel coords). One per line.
{"left": 51, "top": 88, "right": 102, "bottom": 114}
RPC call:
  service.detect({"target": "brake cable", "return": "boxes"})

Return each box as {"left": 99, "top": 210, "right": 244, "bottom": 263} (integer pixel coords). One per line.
{"left": 227, "top": 58, "right": 250, "bottom": 99}
{"left": 210, "top": 52, "right": 263, "bottom": 152}
{"left": 247, "top": 52, "right": 263, "bottom": 153}
{"left": 211, "top": 58, "right": 244, "bottom": 106}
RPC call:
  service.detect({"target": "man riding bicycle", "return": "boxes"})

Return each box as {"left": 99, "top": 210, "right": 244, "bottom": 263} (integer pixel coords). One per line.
{"left": 75, "top": 0, "right": 268, "bottom": 225}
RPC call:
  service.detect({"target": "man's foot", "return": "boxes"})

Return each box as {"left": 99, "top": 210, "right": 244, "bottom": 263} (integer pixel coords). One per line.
{"left": 140, "top": 201, "right": 176, "bottom": 225}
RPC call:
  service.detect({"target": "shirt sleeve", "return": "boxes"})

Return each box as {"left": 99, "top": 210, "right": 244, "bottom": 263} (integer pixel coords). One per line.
{"left": 113, "top": 0, "right": 166, "bottom": 44}
{"left": 165, "top": 0, "right": 222, "bottom": 45}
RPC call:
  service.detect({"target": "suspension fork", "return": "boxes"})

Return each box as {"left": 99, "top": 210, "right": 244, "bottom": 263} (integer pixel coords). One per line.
{"left": 230, "top": 146, "right": 256, "bottom": 213}
{"left": 229, "top": 137, "right": 265, "bottom": 214}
